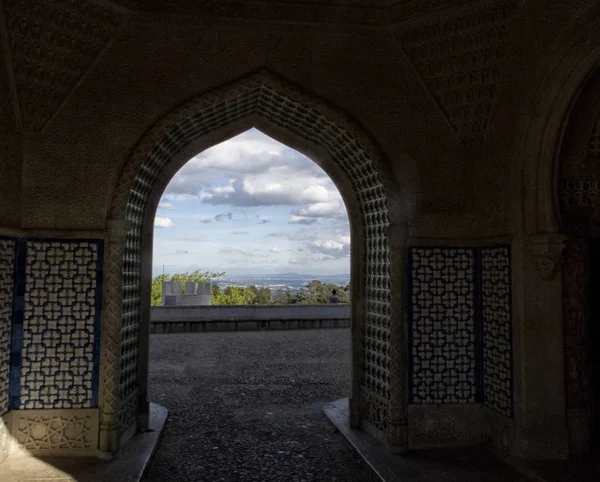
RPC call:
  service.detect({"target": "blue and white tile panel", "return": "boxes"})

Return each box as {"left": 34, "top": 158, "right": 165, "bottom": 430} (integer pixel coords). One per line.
{"left": 12, "top": 240, "right": 103, "bottom": 410}
{"left": 408, "top": 245, "right": 513, "bottom": 417}
{"left": 408, "top": 247, "right": 477, "bottom": 404}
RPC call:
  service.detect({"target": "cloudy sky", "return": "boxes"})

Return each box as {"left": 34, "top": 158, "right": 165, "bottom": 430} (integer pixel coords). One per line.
{"left": 153, "top": 128, "right": 350, "bottom": 276}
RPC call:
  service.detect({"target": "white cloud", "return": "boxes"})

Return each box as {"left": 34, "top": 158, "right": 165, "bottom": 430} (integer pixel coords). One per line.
{"left": 289, "top": 215, "right": 318, "bottom": 225}
{"left": 232, "top": 231, "right": 249, "bottom": 235}
{"left": 270, "top": 247, "right": 281, "bottom": 253}
{"left": 200, "top": 217, "right": 212, "bottom": 223}
{"left": 158, "top": 201, "right": 174, "bottom": 210}
{"left": 155, "top": 217, "right": 174, "bottom": 228}
{"left": 293, "top": 201, "right": 346, "bottom": 219}
{"left": 213, "top": 185, "right": 235, "bottom": 194}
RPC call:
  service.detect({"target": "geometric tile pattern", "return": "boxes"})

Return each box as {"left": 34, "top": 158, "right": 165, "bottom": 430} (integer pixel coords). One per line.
{"left": 109, "top": 72, "right": 394, "bottom": 439}
{"left": 481, "top": 246, "right": 513, "bottom": 417}
{"left": 19, "top": 240, "right": 103, "bottom": 409}
{"left": 13, "top": 409, "right": 97, "bottom": 451}
{"left": 0, "top": 238, "right": 15, "bottom": 415}
{"left": 397, "top": 1, "right": 519, "bottom": 147}
{"left": 3, "top": 0, "right": 121, "bottom": 131}
{"left": 408, "top": 245, "right": 513, "bottom": 415}
{"left": 409, "top": 247, "right": 477, "bottom": 404}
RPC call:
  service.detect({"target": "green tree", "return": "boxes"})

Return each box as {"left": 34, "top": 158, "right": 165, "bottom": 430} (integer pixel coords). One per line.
{"left": 213, "top": 286, "right": 257, "bottom": 305}
{"left": 151, "top": 273, "right": 169, "bottom": 306}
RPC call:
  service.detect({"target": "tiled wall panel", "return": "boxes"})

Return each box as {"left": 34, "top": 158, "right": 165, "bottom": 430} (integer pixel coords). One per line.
{"left": 15, "top": 240, "right": 103, "bottom": 409}
{"left": 481, "top": 247, "right": 513, "bottom": 417}
{"left": 408, "top": 245, "right": 513, "bottom": 417}
{"left": 409, "top": 247, "right": 477, "bottom": 404}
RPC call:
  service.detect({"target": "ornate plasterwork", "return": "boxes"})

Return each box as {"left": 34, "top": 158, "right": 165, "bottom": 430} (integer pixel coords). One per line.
{"left": 106, "top": 70, "right": 401, "bottom": 449}
{"left": 11, "top": 409, "right": 98, "bottom": 453}
{"left": 396, "top": 1, "right": 520, "bottom": 147}
{"left": 3, "top": 0, "right": 121, "bottom": 131}
{"left": 528, "top": 234, "right": 567, "bottom": 280}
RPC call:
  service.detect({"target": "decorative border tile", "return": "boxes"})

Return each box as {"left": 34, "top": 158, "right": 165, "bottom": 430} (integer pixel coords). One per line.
{"left": 0, "top": 237, "right": 16, "bottom": 416}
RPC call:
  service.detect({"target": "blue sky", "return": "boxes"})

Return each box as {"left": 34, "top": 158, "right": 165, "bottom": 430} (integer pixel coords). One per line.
{"left": 153, "top": 128, "right": 350, "bottom": 277}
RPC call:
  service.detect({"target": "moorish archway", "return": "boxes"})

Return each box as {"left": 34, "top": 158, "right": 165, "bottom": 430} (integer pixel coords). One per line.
{"left": 557, "top": 66, "right": 600, "bottom": 456}
{"left": 101, "top": 71, "right": 407, "bottom": 455}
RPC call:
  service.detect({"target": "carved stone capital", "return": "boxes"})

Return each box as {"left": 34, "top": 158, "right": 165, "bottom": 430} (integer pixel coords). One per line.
{"left": 528, "top": 233, "right": 567, "bottom": 280}
{"left": 106, "top": 219, "right": 130, "bottom": 243}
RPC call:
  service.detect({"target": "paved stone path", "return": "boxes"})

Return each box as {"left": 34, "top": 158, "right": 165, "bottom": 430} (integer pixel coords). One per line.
{"left": 143, "top": 329, "right": 376, "bottom": 482}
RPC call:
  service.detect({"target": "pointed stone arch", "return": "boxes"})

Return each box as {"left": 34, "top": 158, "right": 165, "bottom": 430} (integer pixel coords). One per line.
{"left": 101, "top": 71, "right": 407, "bottom": 454}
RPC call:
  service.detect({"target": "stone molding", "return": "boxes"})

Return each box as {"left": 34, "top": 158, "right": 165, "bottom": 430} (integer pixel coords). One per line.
{"left": 528, "top": 233, "right": 567, "bottom": 280}
{"left": 98, "top": 223, "right": 126, "bottom": 455}
{"left": 407, "top": 404, "right": 486, "bottom": 449}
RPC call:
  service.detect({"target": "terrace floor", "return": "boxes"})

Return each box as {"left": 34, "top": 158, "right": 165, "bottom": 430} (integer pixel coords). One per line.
{"left": 143, "top": 329, "right": 377, "bottom": 481}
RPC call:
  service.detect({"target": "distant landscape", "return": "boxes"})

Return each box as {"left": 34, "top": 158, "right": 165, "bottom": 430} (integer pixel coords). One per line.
{"left": 216, "top": 272, "right": 350, "bottom": 293}
{"left": 151, "top": 271, "right": 351, "bottom": 306}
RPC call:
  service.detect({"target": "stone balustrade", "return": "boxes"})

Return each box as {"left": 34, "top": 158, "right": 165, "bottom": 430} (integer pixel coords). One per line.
{"left": 150, "top": 304, "right": 351, "bottom": 333}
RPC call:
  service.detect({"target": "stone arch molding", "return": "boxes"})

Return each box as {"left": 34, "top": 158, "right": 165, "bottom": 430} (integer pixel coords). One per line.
{"left": 101, "top": 70, "right": 406, "bottom": 454}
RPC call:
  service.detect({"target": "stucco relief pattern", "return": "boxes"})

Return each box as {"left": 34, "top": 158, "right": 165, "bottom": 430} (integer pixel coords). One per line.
{"left": 19, "top": 241, "right": 103, "bottom": 409}
{"left": 108, "top": 72, "right": 396, "bottom": 440}
{"left": 13, "top": 411, "right": 97, "bottom": 451}
{"left": 397, "top": 1, "right": 519, "bottom": 147}
{"left": 409, "top": 247, "right": 476, "bottom": 404}
{"left": 3, "top": 0, "right": 121, "bottom": 131}
{"left": 481, "top": 246, "right": 512, "bottom": 417}
{"left": 0, "top": 239, "right": 15, "bottom": 415}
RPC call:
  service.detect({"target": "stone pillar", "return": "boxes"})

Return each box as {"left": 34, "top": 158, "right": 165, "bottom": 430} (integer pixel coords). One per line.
{"left": 98, "top": 219, "right": 128, "bottom": 457}
{"left": 386, "top": 223, "right": 408, "bottom": 451}
{"left": 136, "top": 221, "right": 154, "bottom": 433}
{"left": 511, "top": 233, "right": 569, "bottom": 459}
{"left": 349, "top": 211, "right": 364, "bottom": 430}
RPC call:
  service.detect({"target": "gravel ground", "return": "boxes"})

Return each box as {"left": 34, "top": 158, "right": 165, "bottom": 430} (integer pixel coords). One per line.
{"left": 143, "top": 329, "right": 377, "bottom": 482}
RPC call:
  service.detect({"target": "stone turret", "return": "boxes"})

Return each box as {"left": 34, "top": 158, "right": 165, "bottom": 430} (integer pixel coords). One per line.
{"left": 161, "top": 281, "right": 212, "bottom": 306}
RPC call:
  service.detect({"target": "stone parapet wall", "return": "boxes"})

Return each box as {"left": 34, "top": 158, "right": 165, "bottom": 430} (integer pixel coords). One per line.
{"left": 150, "top": 304, "right": 350, "bottom": 333}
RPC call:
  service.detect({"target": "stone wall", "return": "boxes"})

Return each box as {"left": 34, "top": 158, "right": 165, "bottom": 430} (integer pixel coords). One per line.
{"left": 150, "top": 304, "right": 350, "bottom": 333}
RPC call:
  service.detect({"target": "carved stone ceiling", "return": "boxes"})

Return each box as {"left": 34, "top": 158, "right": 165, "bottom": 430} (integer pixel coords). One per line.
{"left": 394, "top": 0, "right": 521, "bottom": 147}
{"left": 1, "top": 0, "right": 519, "bottom": 147}
{"left": 3, "top": 0, "right": 122, "bottom": 132}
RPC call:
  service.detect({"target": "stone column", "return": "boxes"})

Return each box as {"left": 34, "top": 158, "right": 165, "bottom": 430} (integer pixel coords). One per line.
{"left": 136, "top": 221, "right": 154, "bottom": 432}
{"left": 349, "top": 211, "right": 364, "bottom": 429}
{"left": 511, "top": 233, "right": 569, "bottom": 459}
{"left": 98, "top": 219, "right": 129, "bottom": 457}
{"left": 386, "top": 223, "right": 408, "bottom": 451}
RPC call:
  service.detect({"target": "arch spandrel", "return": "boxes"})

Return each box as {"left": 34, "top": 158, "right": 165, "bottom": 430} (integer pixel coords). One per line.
{"left": 102, "top": 70, "right": 407, "bottom": 452}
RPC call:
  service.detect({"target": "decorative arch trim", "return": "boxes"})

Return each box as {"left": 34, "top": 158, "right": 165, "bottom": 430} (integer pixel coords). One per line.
{"left": 100, "top": 70, "right": 406, "bottom": 453}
